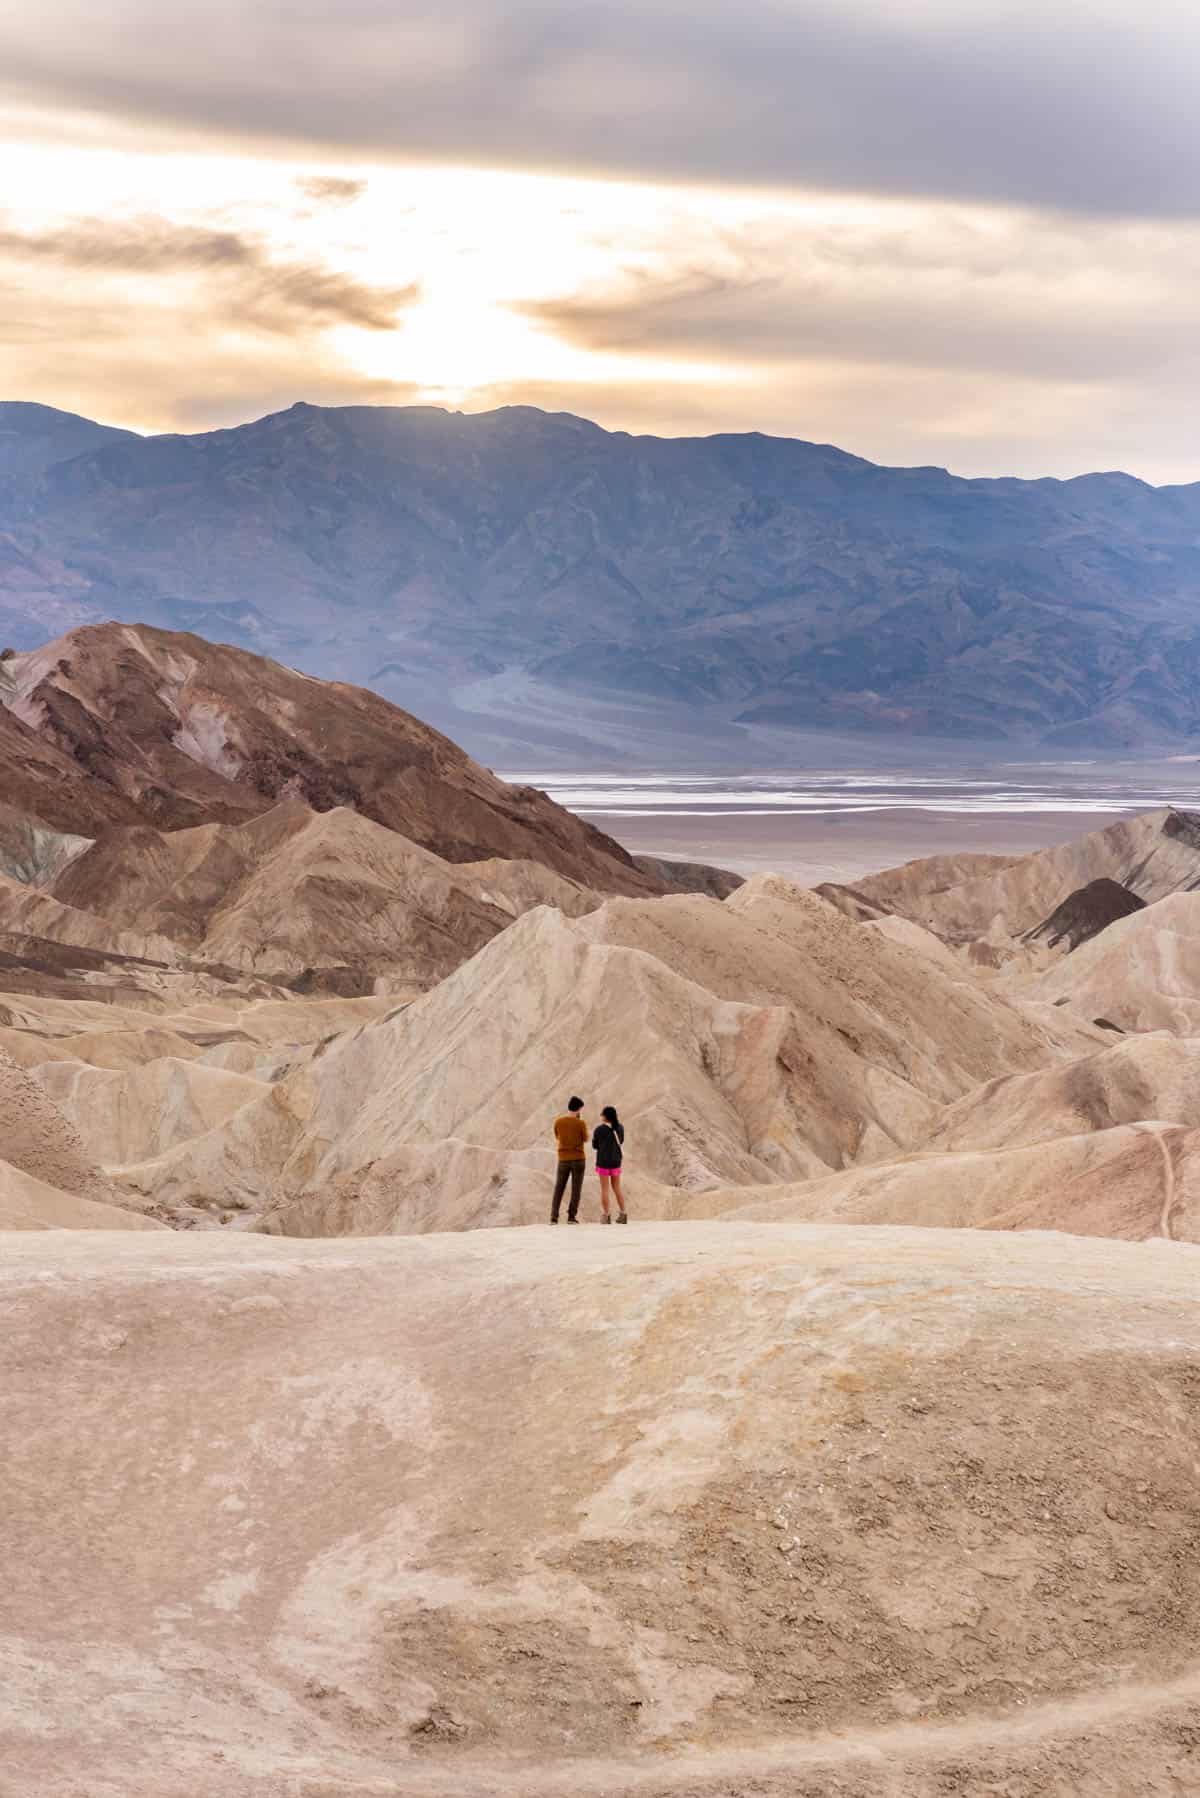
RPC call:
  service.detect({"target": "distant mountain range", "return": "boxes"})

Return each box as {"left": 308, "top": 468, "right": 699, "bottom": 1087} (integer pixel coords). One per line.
{"left": 3, "top": 397, "right": 1200, "bottom": 760}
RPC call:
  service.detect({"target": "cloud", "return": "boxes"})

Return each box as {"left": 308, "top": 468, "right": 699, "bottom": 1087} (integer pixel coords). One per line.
{"left": 0, "top": 215, "right": 418, "bottom": 333}
{"left": 467, "top": 193, "right": 1200, "bottom": 480}
{"left": 516, "top": 207, "right": 1200, "bottom": 386}
{"left": 1, "top": 1, "right": 1198, "bottom": 217}
{"left": 0, "top": 209, "right": 421, "bottom": 432}
{"left": 295, "top": 175, "right": 367, "bottom": 206}
{"left": 0, "top": 288, "right": 420, "bottom": 435}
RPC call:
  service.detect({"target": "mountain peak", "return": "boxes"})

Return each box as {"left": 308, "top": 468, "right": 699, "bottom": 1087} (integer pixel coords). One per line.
{"left": 3, "top": 400, "right": 1200, "bottom": 754}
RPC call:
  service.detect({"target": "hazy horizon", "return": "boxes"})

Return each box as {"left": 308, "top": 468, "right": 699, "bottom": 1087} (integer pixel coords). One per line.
{"left": 13, "top": 392, "right": 1198, "bottom": 491}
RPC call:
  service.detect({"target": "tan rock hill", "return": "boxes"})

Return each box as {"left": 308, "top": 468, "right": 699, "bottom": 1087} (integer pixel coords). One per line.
{"left": 923, "top": 1033, "right": 1200, "bottom": 1153}
{"left": 2, "top": 987, "right": 402, "bottom": 1224}
{"left": 0, "top": 621, "right": 661, "bottom": 892}
{"left": 37, "top": 1057, "right": 270, "bottom": 1171}
{"left": 0, "top": 865, "right": 179, "bottom": 963}
{"left": 136, "top": 877, "right": 1093, "bottom": 1232}
{"left": 1031, "top": 891, "right": 1200, "bottom": 1033}
{"left": 861, "top": 912, "right": 968, "bottom": 976}
{"left": 49, "top": 798, "right": 570, "bottom": 990}
{"left": 728, "top": 1123, "right": 1200, "bottom": 1240}
{"left": 0, "top": 1158, "right": 163, "bottom": 1229}
{"left": 10, "top": 785, "right": 1200, "bottom": 1243}
{"left": 449, "top": 855, "right": 600, "bottom": 921}
{"left": 0, "top": 988, "right": 396, "bottom": 1071}
{"left": 687, "top": 888, "right": 1200, "bottom": 1245}
{"left": 844, "top": 807, "right": 1200, "bottom": 948}
{"left": 817, "top": 849, "right": 1017, "bottom": 922}
{"left": 5, "top": 1223, "right": 1200, "bottom": 1797}
{"left": 0, "top": 1042, "right": 161, "bottom": 1228}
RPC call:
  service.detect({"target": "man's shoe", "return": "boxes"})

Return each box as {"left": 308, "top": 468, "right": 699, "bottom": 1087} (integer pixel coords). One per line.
{"left": 617, "top": 1213, "right": 628, "bottom": 1224}
{"left": 567, "top": 1216, "right": 579, "bottom": 1224}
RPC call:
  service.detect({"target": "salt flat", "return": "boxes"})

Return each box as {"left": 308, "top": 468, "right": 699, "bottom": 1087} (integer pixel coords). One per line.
{"left": 520, "top": 761, "right": 1200, "bottom": 884}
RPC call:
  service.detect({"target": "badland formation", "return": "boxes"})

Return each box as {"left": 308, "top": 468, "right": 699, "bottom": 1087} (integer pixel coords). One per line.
{"left": 5, "top": 621, "right": 1200, "bottom": 1795}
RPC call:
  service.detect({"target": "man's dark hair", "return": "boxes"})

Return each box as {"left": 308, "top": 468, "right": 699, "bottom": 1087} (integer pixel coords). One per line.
{"left": 567, "top": 1095, "right": 584, "bottom": 1112}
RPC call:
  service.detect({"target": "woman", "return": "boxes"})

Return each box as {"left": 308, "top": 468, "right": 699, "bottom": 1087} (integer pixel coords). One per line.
{"left": 592, "top": 1105, "right": 628, "bottom": 1224}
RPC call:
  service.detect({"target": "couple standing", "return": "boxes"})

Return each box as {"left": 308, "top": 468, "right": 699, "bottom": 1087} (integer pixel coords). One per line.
{"left": 551, "top": 1096, "right": 628, "bottom": 1225}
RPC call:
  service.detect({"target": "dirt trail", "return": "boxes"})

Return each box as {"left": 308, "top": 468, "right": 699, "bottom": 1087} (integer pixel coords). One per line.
{"left": 401, "top": 1663, "right": 1200, "bottom": 1796}
{"left": 1133, "top": 1120, "right": 1179, "bottom": 1239}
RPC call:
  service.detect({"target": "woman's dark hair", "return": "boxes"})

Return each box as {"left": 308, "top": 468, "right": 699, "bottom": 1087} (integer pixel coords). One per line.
{"left": 601, "top": 1105, "right": 620, "bottom": 1126}
{"left": 567, "top": 1095, "right": 584, "bottom": 1112}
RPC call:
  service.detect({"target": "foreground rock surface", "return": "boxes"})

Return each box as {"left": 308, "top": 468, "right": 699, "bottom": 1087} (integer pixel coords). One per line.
{"left": 3, "top": 1222, "right": 1200, "bottom": 1798}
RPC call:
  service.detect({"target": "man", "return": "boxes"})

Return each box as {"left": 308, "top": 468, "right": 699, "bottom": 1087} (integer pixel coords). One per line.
{"left": 551, "top": 1095, "right": 588, "bottom": 1224}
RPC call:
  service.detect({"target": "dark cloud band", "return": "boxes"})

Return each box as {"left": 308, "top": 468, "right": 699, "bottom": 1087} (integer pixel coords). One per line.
{"left": 0, "top": 0, "right": 1195, "bottom": 216}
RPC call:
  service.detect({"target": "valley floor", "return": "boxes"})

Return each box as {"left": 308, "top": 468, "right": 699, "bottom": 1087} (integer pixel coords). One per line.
{"left": 599, "top": 803, "right": 1130, "bottom": 884}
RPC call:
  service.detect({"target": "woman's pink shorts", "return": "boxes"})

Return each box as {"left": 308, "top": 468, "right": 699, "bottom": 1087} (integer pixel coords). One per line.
{"left": 596, "top": 1167, "right": 620, "bottom": 1177}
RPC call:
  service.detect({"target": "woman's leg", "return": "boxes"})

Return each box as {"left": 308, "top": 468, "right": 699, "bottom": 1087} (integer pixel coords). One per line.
{"left": 612, "top": 1171, "right": 627, "bottom": 1218}
{"left": 598, "top": 1172, "right": 612, "bottom": 1218}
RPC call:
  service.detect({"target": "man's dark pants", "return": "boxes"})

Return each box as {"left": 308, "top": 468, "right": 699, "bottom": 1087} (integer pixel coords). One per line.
{"left": 552, "top": 1159, "right": 585, "bottom": 1223}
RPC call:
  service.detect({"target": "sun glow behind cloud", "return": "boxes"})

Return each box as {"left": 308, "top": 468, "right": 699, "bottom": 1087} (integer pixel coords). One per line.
{"left": 4, "top": 110, "right": 1200, "bottom": 479}
{"left": 329, "top": 167, "right": 753, "bottom": 402}
{"left": 2, "top": 138, "right": 747, "bottom": 419}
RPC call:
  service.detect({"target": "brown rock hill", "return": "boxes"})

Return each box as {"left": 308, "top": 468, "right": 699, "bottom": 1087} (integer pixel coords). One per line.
{"left": 50, "top": 797, "right": 601, "bottom": 990}
{"left": 1025, "top": 875, "right": 1146, "bottom": 951}
{"left": 0, "top": 700, "right": 142, "bottom": 836}
{"left": 0, "top": 622, "right": 658, "bottom": 892}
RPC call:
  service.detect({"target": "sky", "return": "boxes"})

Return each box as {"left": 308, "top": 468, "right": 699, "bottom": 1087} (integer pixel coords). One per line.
{"left": 1, "top": 0, "right": 1197, "bottom": 480}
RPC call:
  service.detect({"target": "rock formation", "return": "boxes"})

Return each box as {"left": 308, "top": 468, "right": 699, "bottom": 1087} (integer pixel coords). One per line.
{"left": 0, "top": 1043, "right": 160, "bottom": 1228}
{"left": 48, "top": 797, "right": 595, "bottom": 990}
{"left": 1025, "top": 876, "right": 1146, "bottom": 952}
{"left": 120, "top": 877, "right": 1097, "bottom": 1231}
{"left": 5, "top": 649, "right": 1200, "bottom": 1795}
{"left": 0, "top": 621, "right": 660, "bottom": 890}
{"left": 842, "top": 807, "right": 1200, "bottom": 946}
